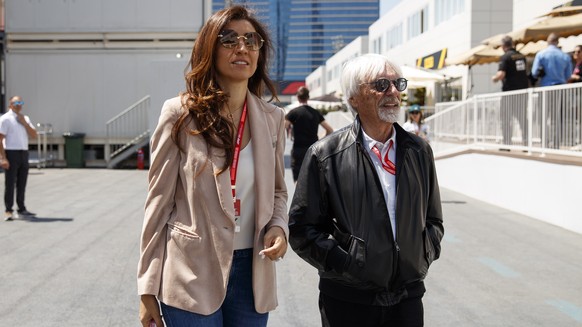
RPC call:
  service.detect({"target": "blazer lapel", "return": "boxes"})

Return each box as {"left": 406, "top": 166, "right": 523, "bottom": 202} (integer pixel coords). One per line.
{"left": 211, "top": 144, "right": 236, "bottom": 223}
{"left": 247, "top": 92, "right": 276, "bottom": 227}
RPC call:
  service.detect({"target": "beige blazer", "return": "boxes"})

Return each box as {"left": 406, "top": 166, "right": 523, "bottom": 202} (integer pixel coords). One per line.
{"left": 137, "top": 91, "right": 289, "bottom": 315}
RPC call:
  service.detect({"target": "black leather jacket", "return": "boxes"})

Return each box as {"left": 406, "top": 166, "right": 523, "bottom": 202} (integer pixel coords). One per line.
{"left": 289, "top": 117, "right": 444, "bottom": 305}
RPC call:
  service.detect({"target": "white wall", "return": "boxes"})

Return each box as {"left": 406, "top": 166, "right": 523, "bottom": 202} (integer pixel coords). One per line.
{"left": 324, "top": 36, "right": 368, "bottom": 98}
{"left": 6, "top": 50, "right": 188, "bottom": 137}
{"left": 512, "top": 0, "right": 568, "bottom": 30}
{"left": 5, "top": 0, "right": 205, "bottom": 32}
{"left": 305, "top": 66, "right": 325, "bottom": 97}
{"left": 436, "top": 153, "right": 582, "bottom": 235}
{"left": 4, "top": 0, "right": 210, "bottom": 139}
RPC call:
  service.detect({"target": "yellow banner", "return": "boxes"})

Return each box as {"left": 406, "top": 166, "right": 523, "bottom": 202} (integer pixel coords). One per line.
{"left": 416, "top": 48, "right": 447, "bottom": 70}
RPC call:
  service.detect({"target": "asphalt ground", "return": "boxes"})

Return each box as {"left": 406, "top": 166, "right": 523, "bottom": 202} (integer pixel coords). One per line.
{"left": 1, "top": 141, "right": 581, "bottom": 326}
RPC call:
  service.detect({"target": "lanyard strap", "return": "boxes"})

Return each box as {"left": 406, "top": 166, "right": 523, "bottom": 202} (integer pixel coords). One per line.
{"left": 371, "top": 140, "right": 395, "bottom": 175}
{"left": 230, "top": 100, "right": 248, "bottom": 198}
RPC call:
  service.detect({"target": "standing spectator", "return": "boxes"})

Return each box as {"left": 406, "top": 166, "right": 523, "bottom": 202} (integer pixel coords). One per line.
{"left": 0, "top": 96, "right": 38, "bottom": 221}
{"left": 137, "top": 6, "right": 288, "bottom": 327}
{"left": 531, "top": 33, "right": 572, "bottom": 86}
{"left": 285, "top": 86, "right": 333, "bottom": 182}
{"left": 567, "top": 45, "right": 582, "bottom": 83}
{"left": 492, "top": 36, "right": 529, "bottom": 146}
{"left": 289, "top": 53, "right": 444, "bottom": 327}
{"left": 402, "top": 104, "right": 430, "bottom": 142}
{"left": 531, "top": 33, "right": 573, "bottom": 148}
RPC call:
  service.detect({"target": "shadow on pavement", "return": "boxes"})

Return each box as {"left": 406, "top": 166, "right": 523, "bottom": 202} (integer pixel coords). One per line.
{"left": 17, "top": 216, "right": 74, "bottom": 223}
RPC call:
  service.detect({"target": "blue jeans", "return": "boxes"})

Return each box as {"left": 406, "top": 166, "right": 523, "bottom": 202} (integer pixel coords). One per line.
{"left": 160, "top": 248, "right": 268, "bottom": 327}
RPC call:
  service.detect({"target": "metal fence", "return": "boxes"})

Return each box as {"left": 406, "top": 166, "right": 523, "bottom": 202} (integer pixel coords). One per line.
{"left": 428, "top": 83, "right": 582, "bottom": 158}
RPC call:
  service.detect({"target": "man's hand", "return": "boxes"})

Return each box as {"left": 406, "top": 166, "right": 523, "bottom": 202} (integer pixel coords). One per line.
{"left": 0, "top": 158, "right": 9, "bottom": 170}
{"left": 16, "top": 113, "right": 28, "bottom": 126}
{"left": 260, "top": 226, "right": 288, "bottom": 261}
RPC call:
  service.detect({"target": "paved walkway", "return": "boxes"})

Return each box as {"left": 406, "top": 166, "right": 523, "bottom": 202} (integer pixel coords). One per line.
{"left": 1, "top": 143, "right": 581, "bottom": 326}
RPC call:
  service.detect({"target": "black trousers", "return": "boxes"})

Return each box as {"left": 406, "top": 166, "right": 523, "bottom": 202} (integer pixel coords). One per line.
{"left": 319, "top": 292, "right": 424, "bottom": 327}
{"left": 500, "top": 93, "right": 528, "bottom": 146}
{"left": 290, "top": 146, "right": 309, "bottom": 182}
{"left": 4, "top": 150, "right": 30, "bottom": 213}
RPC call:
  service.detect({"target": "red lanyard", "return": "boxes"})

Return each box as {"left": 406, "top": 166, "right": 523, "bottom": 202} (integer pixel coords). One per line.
{"left": 371, "top": 140, "right": 395, "bottom": 175}
{"left": 230, "top": 100, "right": 248, "bottom": 198}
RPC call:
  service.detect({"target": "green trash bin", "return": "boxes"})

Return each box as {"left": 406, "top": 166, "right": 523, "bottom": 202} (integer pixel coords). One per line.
{"left": 63, "top": 132, "right": 85, "bottom": 168}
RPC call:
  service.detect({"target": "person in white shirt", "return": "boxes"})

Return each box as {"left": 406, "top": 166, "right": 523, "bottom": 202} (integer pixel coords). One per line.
{"left": 0, "top": 96, "right": 38, "bottom": 221}
{"left": 402, "top": 104, "right": 430, "bottom": 142}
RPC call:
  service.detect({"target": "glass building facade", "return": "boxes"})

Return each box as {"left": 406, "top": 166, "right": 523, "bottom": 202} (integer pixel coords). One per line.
{"left": 213, "top": 0, "right": 378, "bottom": 88}
{"left": 284, "top": 0, "right": 379, "bottom": 81}
{"left": 212, "top": 0, "right": 290, "bottom": 85}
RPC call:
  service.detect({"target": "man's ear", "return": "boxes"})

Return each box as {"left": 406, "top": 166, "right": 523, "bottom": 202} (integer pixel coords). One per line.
{"left": 348, "top": 97, "right": 356, "bottom": 109}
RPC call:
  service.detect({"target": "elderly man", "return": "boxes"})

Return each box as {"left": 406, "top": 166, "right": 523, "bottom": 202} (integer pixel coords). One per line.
{"left": 289, "top": 53, "right": 444, "bottom": 327}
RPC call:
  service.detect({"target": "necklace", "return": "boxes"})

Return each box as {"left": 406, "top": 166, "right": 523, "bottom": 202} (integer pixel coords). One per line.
{"left": 225, "top": 105, "right": 243, "bottom": 123}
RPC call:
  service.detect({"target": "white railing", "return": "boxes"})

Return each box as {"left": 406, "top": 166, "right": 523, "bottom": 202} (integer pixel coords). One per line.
{"left": 428, "top": 83, "right": 582, "bottom": 158}
{"left": 30, "top": 123, "right": 53, "bottom": 168}
{"left": 105, "top": 95, "right": 150, "bottom": 163}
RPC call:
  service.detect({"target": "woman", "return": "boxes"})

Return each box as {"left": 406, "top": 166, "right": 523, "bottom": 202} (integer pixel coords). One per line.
{"left": 137, "top": 6, "right": 288, "bottom": 327}
{"left": 568, "top": 45, "right": 581, "bottom": 83}
{"left": 402, "top": 105, "right": 430, "bottom": 142}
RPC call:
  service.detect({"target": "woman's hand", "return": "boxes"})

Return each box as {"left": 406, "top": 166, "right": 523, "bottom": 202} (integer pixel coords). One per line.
{"left": 260, "top": 226, "right": 288, "bottom": 261}
{"left": 139, "top": 294, "right": 164, "bottom": 327}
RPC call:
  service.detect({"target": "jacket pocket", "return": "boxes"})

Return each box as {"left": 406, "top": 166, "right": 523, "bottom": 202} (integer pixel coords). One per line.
{"left": 342, "top": 235, "right": 367, "bottom": 281}
{"left": 168, "top": 222, "right": 201, "bottom": 240}
{"left": 348, "top": 235, "right": 367, "bottom": 268}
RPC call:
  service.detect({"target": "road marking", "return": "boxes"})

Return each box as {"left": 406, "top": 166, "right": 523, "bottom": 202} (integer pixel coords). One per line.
{"left": 546, "top": 299, "right": 582, "bottom": 323}
{"left": 477, "top": 257, "right": 519, "bottom": 278}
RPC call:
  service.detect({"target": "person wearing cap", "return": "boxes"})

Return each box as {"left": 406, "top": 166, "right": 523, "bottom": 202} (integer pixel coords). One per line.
{"left": 285, "top": 86, "right": 333, "bottom": 182}
{"left": 0, "top": 96, "right": 38, "bottom": 221}
{"left": 402, "top": 104, "right": 430, "bottom": 142}
{"left": 491, "top": 35, "right": 529, "bottom": 147}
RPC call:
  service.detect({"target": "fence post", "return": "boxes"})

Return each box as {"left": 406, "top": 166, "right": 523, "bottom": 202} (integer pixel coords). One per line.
{"left": 527, "top": 88, "right": 534, "bottom": 154}
{"left": 473, "top": 96, "right": 478, "bottom": 144}
{"left": 541, "top": 90, "right": 546, "bottom": 156}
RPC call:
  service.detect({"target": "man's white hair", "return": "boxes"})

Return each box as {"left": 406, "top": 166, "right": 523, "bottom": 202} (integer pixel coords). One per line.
{"left": 340, "top": 53, "right": 403, "bottom": 117}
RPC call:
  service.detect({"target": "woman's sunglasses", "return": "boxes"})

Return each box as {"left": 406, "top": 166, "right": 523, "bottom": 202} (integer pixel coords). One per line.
{"left": 362, "top": 78, "right": 408, "bottom": 93}
{"left": 218, "top": 30, "right": 264, "bottom": 51}
{"left": 13, "top": 101, "right": 24, "bottom": 106}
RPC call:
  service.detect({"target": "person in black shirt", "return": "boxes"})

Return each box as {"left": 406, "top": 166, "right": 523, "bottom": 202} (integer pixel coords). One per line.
{"left": 285, "top": 87, "right": 333, "bottom": 182}
{"left": 492, "top": 35, "right": 529, "bottom": 146}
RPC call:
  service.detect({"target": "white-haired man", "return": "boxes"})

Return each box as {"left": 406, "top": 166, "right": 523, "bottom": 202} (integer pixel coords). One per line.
{"left": 289, "top": 54, "right": 444, "bottom": 326}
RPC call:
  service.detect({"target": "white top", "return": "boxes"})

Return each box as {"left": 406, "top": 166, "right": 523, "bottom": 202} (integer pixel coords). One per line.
{"left": 402, "top": 120, "right": 430, "bottom": 142}
{"left": 362, "top": 129, "right": 397, "bottom": 240}
{"left": 0, "top": 110, "right": 35, "bottom": 150}
{"left": 233, "top": 141, "right": 256, "bottom": 250}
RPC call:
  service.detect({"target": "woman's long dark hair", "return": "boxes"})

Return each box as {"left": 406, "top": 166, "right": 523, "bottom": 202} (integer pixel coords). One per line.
{"left": 172, "top": 5, "right": 277, "bottom": 174}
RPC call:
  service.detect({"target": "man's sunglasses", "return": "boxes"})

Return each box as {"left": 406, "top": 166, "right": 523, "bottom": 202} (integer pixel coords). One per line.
{"left": 218, "top": 30, "right": 264, "bottom": 51}
{"left": 13, "top": 101, "right": 24, "bottom": 106}
{"left": 362, "top": 78, "right": 408, "bottom": 93}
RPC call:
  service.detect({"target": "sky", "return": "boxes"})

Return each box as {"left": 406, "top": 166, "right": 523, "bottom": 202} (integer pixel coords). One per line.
{"left": 380, "top": 0, "right": 402, "bottom": 16}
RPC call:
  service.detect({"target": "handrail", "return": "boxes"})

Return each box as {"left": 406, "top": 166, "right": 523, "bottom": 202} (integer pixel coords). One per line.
{"left": 427, "top": 83, "right": 582, "bottom": 158}
{"left": 105, "top": 95, "right": 150, "bottom": 164}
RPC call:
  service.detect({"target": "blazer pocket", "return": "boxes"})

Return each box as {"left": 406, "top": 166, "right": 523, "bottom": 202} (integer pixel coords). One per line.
{"left": 168, "top": 222, "right": 201, "bottom": 240}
